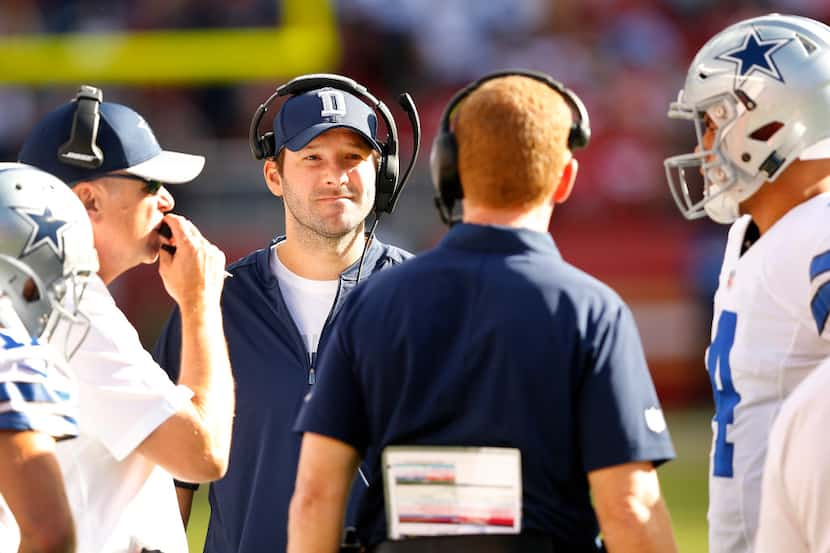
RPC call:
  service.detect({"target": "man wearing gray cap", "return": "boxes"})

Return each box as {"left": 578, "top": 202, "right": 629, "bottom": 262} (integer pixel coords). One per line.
{"left": 19, "top": 86, "right": 234, "bottom": 553}
{"left": 154, "top": 74, "right": 414, "bottom": 553}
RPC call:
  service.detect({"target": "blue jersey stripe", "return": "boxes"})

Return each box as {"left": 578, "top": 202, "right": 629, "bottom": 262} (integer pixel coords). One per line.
{"left": 810, "top": 280, "right": 830, "bottom": 334}
{"left": 0, "top": 411, "right": 79, "bottom": 438}
{"left": 0, "top": 331, "right": 37, "bottom": 349}
{"left": 810, "top": 250, "right": 830, "bottom": 281}
{"left": 0, "top": 410, "right": 34, "bottom": 432}
{"left": 0, "top": 382, "right": 62, "bottom": 403}
{"left": 16, "top": 361, "right": 48, "bottom": 378}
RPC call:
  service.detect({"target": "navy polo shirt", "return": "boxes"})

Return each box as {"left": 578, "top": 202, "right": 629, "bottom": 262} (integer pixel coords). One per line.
{"left": 295, "top": 223, "right": 675, "bottom": 550}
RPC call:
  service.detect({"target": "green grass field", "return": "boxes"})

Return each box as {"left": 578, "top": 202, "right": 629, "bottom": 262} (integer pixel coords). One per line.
{"left": 185, "top": 407, "right": 711, "bottom": 553}
{"left": 658, "top": 408, "right": 711, "bottom": 552}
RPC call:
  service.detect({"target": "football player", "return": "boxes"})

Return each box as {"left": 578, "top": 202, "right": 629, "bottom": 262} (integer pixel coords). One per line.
{"left": 0, "top": 163, "right": 98, "bottom": 553}
{"left": 664, "top": 14, "right": 830, "bottom": 553}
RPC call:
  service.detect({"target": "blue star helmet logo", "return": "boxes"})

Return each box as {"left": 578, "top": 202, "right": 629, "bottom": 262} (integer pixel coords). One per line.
{"left": 13, "top": 206, "right": 70, "bottom": 261}
{"left": 716, "top": 27, "right": 791, "bottom": 83}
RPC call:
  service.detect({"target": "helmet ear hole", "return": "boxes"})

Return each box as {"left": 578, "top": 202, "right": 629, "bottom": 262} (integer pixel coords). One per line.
{"left": 22, "top": 278, "right": 40, "bottom": 302}
{"left": 750, "top": 122, "right": 784, "bottom": 142}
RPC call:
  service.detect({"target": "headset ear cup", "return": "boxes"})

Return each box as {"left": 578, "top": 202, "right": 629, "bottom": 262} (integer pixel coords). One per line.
{"left": 249, "top": 102, "right": 268, "bottom": 160}
{"left": 374, "top": 150, "right": 397, "bottom": 213}
{"left": 382, "top": 152, "right": 399, "bottom": 213}
{"left": 384, "top": 152, "right": 399, "bottom": 189}
{"left": 260, "top": 132, "right": 276, "bottom": 159}
{"left": 430, "top": 131, "right": 462, "bottom": 219}
{"left": 567, "top": 126, "right": 589, "bottom": 150}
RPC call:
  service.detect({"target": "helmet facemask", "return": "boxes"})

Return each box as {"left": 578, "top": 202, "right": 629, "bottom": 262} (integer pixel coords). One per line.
{"left": 664, "top": 91, "right": 767, "bottom": 224}
{"left": 0, "top": 253, "right": 92, "bottom": 359}
{"left": 42, "top": 268, "right": 93, "bottom": 360}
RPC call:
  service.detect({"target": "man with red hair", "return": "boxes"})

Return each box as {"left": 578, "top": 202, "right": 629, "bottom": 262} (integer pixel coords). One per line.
{"left": 288, "top": 72, "right": 677, "bottom": 553}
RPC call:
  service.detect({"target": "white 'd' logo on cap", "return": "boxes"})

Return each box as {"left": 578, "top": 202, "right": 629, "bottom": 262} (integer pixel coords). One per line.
{"left": 317, "top": 90, "right": 347, "bottom": 118}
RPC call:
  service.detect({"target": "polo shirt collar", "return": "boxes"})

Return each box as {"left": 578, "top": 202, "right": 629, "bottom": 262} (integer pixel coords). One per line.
{"left": 440, "top": 223, "right": 560, "bottom": 256}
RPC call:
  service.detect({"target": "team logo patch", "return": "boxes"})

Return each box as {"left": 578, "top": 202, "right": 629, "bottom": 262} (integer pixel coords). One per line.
{"left": 644, "top": 406, "right": 667, "bottom": 433}
{"left": 13, "top": 205, "right": 70, "bottom": 261}
{"left": 317, "top": 90, "right": 347, "bottom": 118}
{"left": 716, "top": 27, "right": 791, "bottom": 84}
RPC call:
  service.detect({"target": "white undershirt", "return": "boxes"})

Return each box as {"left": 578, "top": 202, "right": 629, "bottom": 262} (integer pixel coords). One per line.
{"left": 270, "top": 244, "right": 339, "bottom": 366}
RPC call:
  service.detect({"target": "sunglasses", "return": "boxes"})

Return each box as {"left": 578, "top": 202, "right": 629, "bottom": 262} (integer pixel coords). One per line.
{"left": 97, "top": 173, "right": 165, "bottom": 195}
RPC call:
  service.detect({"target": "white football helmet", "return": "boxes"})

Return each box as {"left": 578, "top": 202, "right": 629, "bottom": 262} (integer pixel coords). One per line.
{"left": 0, "top": 163, "right": 98, "bottom": 357}
{"left": 664, "top": 14, "right": 830, "bottom": 223}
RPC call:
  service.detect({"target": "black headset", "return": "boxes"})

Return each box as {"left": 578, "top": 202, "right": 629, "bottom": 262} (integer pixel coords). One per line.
{"left": 249, "top": 73, "right": 420, "bottom": 214}
{"left": 430, "top": 69, "right": 591, "bottom": 225}
{"left": 58, "top": 85, "right": 105, "bottom": 169}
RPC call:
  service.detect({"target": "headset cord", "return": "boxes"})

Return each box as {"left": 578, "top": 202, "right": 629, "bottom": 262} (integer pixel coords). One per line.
{"left": 355, "top": 213, "right": 382, "bottom": 284}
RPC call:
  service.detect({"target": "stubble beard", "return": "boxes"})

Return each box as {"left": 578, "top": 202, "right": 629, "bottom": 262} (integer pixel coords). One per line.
{"left": 280, "top": 171, "right": 375, "bottom": 254}
{"left": 286, "top": 199, "right": 370, "bottom": 255}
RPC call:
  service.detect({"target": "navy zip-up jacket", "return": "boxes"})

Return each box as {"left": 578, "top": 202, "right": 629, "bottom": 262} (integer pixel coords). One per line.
{"left": 153, "top": 234, "right": 411, "bottom": 553}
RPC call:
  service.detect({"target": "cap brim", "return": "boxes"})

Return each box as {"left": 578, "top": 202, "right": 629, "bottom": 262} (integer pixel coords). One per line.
{"left": 284, "top": 123, "right": 381, "bottom": 153}
{"left": 124, "top": 150, "right": 206, "bottom": 184}
{"left": 800, "top": 137, "right": 830, "bottom": 161}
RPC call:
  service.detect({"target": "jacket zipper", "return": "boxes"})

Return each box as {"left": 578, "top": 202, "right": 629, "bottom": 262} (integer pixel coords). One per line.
{"left": 308, "top": 277, "right": 344, "bottom": 386}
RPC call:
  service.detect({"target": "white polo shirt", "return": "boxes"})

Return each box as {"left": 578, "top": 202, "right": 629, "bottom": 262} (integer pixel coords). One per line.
{"left": 50, "top": 275, "right": 192, "bottom": 553}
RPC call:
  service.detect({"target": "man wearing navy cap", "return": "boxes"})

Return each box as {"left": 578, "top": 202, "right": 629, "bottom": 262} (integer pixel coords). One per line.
{"left": 289, "top": 73, "right": 678, "bottom": 552}
{"left": 153, "top": 76, "right": 411, "bottom": 553}
{"left": 18, "top": 86, "right": 234, "bottom": 553}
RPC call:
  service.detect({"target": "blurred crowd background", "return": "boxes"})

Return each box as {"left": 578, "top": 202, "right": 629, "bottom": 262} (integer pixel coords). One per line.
{"left": 2, "top": 0, "right": 829, "bottom": 407}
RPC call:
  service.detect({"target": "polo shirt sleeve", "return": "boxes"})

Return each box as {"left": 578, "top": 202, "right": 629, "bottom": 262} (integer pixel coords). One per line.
{"left": 577, "top": 302, "right": 675, "bottom": 473}
{"left": 294, "top": 301, "right": 371, "bottom": 457}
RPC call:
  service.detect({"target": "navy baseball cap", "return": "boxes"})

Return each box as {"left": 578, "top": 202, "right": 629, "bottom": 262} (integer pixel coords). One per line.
{"left": 273, "top": 87, "right": 381, "bottom": 153}
{"left": 19, "top": 101, "right": 205, "bottom": 185}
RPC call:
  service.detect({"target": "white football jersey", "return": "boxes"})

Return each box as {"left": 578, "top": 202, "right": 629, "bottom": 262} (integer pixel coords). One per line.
{"left": 707, "top": 192, "right": 830, "bottom": 553}
{"left": 0, "top": 328, "right": 78, "bottom": 553}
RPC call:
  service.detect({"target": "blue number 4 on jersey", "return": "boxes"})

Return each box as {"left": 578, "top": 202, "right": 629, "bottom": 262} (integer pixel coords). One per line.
{"left": 707, "top": 310, "right": 742, "bottom": 478}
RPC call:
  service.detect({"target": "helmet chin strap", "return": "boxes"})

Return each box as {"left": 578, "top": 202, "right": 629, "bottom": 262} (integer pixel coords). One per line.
{"left": 703, "top": 172, "right": 766, "bottom": 224}
{"left": 703, "top": 192, "right": 741, "bottom": 224}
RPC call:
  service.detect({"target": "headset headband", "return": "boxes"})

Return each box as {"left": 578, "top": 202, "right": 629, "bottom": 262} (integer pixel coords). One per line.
{"left": 431, "top": 69, "right": 591, "bottom": 225}
{"left": 438, "top": 69, "right": 591, "bottom": 150}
